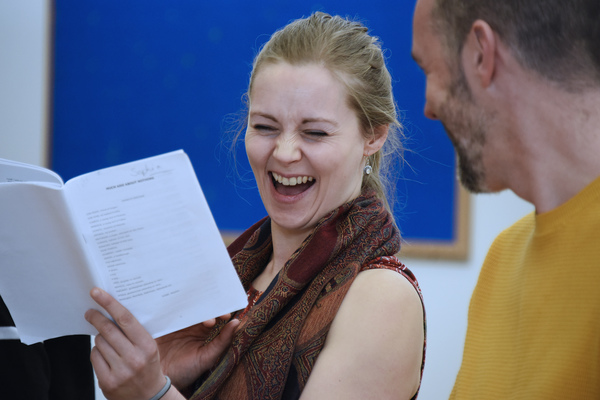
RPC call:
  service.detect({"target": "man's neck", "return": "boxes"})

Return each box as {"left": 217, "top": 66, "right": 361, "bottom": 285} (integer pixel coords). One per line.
{"left": 506, "top": 85, "right": 600, "bottom": 213}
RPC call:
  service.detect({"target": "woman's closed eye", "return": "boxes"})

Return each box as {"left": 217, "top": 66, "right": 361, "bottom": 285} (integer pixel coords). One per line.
{"left": 253, "top": 124, "right": 277, "bottom": 133}
{"left": 304, "top": 130, "right": 328, "bottom": 137}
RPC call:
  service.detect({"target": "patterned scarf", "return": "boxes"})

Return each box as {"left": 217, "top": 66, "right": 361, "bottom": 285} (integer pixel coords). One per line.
{"left": 191, "top": 189, "right": 400, "bottom": 399}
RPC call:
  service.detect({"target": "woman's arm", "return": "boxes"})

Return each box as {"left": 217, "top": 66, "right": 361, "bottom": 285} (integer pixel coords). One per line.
{"left": 300, "top": 269, "right": 424, "bottom": 399}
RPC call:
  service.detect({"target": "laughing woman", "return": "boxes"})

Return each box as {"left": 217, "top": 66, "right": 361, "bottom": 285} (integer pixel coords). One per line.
{"left": 86, "top": 12, "right": 426, "bottom": 400}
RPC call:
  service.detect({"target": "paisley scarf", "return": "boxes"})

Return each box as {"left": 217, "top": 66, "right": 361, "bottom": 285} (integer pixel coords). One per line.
{"left": 191, "top": 189, "right": 401, "bottom": 399}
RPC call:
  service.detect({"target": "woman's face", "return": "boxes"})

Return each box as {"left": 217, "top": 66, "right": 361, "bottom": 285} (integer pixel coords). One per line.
{"left": 245, "top": 62, "right": 371, "bottom": 237}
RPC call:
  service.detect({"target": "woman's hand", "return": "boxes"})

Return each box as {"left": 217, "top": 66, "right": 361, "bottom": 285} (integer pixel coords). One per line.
{"left": 85, "top": 287, "right": 240, "bottom": 399}
{"left": 85, "top": 287, "right": 174, "bottom": 400}
{"left": 156, "top": 315, "right": 240, "bottom": 392}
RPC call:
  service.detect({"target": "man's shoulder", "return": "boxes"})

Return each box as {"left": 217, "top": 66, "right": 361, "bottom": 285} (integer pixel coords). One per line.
{"left": 492, "top": 212, "right": 536, "bottom": 245}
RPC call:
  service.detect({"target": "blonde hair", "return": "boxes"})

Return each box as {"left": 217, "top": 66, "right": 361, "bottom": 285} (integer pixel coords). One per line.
{"left": 241, "top": 12, "right": 404, "bottom": 213}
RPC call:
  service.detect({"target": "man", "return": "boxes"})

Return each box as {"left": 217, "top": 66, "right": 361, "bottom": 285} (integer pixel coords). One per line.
{"left": 412, "top": 0, "right": 600, "bottom": 398}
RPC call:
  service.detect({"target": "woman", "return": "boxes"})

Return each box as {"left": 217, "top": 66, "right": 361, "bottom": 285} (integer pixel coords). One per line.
{"left": 86, "top": 12, "right": 425, "bottom": 400}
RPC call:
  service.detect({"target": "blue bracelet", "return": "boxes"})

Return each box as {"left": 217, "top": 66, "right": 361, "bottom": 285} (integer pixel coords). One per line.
{"left": 149, "top": 376, "right": 171, "bottom": 400}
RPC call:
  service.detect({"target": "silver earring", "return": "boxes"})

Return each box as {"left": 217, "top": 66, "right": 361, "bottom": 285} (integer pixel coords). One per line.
{"left": 363, "top": 157, "right": 372, "bottom": 175}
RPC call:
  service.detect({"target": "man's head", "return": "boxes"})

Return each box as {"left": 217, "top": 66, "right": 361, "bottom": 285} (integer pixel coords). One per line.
{"left": 412, "top": 0, "right": 600, "bottom": 194}
{"left": 432, "top": 0, "right": 600, "bottom": 92}
{"left": 412, "top": 0, "right": 492, "bottom": 193}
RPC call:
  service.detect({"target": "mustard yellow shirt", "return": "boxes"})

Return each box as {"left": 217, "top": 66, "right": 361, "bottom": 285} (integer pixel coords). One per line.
{"left": 451, "top": 177, "right": 600, "bottom": 399}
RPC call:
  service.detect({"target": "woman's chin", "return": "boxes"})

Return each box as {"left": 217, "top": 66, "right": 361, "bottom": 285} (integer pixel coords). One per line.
{"left": 269, "top": 212, "right": 318, "bottom": 235}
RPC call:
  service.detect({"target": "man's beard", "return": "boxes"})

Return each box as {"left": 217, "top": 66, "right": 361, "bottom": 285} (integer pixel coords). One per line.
{"left": 455, "top": 130, "right": 486, "bottom": 193}
{"left": 440, "top": 72, "right": 489, "bottom": 193}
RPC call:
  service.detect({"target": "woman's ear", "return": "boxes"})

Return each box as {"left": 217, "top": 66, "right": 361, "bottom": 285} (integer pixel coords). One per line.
{"left": 364, "top": 125, "right": 389, "bottom": 156}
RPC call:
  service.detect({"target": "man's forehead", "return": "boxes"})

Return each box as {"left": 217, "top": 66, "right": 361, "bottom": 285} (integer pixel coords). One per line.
{"left": 414, "top": 0, "right": 435, "bottom": 18}
{"left": 413, "top": 0, "right": 436, "bottom": 38}
{"left": 412, "top": 0, "right": 437, "bottom": 54}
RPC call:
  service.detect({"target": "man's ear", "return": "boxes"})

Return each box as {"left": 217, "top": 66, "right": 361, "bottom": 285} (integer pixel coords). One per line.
{"left": 364, "top": 124, "right": 389, "bottom": 156}
{"left": 464, "top": 19, "right": 497, "bottom": 88}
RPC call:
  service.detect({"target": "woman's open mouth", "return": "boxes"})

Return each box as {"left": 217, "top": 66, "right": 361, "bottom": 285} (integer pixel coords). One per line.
{"left": 271, "top": 172, "right": 315, "bottom": 196}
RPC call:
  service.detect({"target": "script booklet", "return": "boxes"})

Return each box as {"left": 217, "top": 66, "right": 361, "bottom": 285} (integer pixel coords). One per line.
{"left": 0, "top": 150, "right": 247, "bottom": 345}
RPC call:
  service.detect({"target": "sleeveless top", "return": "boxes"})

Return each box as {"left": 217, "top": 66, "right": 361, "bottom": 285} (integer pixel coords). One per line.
{"left": 236, "top": 255, "right": 427, "bottom": 400}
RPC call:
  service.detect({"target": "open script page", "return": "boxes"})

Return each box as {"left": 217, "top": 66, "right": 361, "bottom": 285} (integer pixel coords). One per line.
{"left": 0, "top": 150, "right": 247, "bottom": 344}
{"left": 67, "top": 150, "right": 247, "bottom": 340}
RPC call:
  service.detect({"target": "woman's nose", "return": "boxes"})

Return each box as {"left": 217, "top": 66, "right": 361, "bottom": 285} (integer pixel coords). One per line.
{"left": 273, "top": 133, "right": 301, "bottom": 163}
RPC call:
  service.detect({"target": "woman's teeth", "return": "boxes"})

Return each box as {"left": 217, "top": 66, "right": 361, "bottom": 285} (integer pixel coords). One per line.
{"left": 272, "top": 172, "right": 314, "bottom": 186}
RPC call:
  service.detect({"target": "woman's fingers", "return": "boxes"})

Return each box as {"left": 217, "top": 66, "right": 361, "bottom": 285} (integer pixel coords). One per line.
{"left": 86, "top": 287, "right": 166, "bottom": 400}
{"left": 85, "top": 308, "right": 134, "bottom": 361}
{"left": 199, "top": 314, "right": 233, "bottom": 330}
{"left": 202, "top": 319, "right": 240, "bottom": 366}
{"left": 86, "top": 288, "right": 159, "bottom": 369}
{"left": 93, "top": 334, "right": 121, "bottom": 364}
{"left": 90, "top": 337, "right": 111, "bottom": 376}
{"left": 88, "top": 288, "right": 152, "bottom": 346}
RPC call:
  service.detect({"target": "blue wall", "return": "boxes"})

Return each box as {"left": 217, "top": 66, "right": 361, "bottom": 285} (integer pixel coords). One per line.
{"left": 51, "top": 0, "right": 457, "bottom": 242}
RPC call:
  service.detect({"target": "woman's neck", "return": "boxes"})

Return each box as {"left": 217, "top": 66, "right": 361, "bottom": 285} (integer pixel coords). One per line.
{"left": 270, "top": 221, "right": 313, "bottom": 269}
{"left": 252, "top": 220, "right": 313, "bottom": 291}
